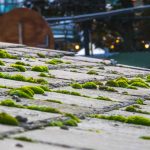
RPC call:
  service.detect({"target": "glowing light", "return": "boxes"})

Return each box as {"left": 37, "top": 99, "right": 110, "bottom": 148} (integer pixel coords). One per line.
{"left": 145, "top": 44, "right": 149, "bottom": 49}
{"left": 75, "top": 44, "right": 80, "bottom": 50}
{"left": 115, "top": 39, "right": 120, "bottom": 44}
{"left": 110, "top": 45, "right": 115, "bottom": 49}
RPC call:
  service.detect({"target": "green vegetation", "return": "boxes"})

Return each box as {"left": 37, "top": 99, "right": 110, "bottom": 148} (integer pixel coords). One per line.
{"left": 82, "top": 82, "right": 97, "bottom": 89}
{"left": 0, "top": 60, "right": 5, "bottom": 66}
{"left": 54, "top": 90, "right": 81, "bottom": 96}
{"left": 9, "top": 86, "right": 45, "bottom": 99}
{"left": 87, "top": 70, "right": 98, "bottom": 75}
{"left": 39, "top": 72, "right": 55, "bottom": 78}
{"left": 31, "top": 66, "right": 48, "bottom": 72}
{"left": 27, "top": 105, "right": 62, "bottom": 114}
{"left": 45, "top": 99, "right": 63, "bottom": 104}
{"left": 37, "top": 53, "right": 46, "bottom": 58}
{"left": 125, "top": 105, "right": 150, "bottom": 115}
{"left": 47, "top": 59, "right": 64, "bottom": 65}
{"left": 71, "top": 83, "right": 82, "bottom": 89}
{"left": 11, "top": 64, "right": 26, "bottom": 72}
{"left": 14, "top": 136, "right": 34, "bottom": 142}
{"left": 136, "top": 99, "right": 144, "bottom": 105}
{"left": 0, "top": 99, "right": 24, "bottom": 108}
{"left": 0, "top": 112, "right": 19, "bottom": 126}
{"left": 96, "top": 96, "right": 112, "bottom": 101}
{"left": 49, "top": 114, "right": 80, "bottom": 127}
{"left": 140, "top": 136, "right": 150, "bottom": 140}
{"left": 99, "top": 86, "right": 118, "bottom": 92}
{"left": 89, "top": 114, "right": 150, "bottom": 126}
{"left": 15, "top": 61, "right": 30, "bottom": 66}
{"left": 106, "top": 77, "right": 149, "bottom": 89}
{"left": 0, "top": 49, "right": 17, "bottom": 59}
{"left": 0, "top": 72, "right": 48, "bottom": 84}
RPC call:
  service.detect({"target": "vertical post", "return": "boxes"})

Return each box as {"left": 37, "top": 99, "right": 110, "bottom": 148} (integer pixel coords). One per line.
{"left": 83, "top": 22, "right": 90, "bottom": 56}
{"left": 18, "top": 21, "right": 23, "bottom": 44}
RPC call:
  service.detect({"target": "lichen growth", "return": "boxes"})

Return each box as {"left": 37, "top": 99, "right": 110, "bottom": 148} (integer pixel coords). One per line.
{"left": 96, "top": 96, "right": 112, "bottom": 101}
{"left": 99, "top": 86, "right": 118, "bottom": 92}
{"left": 47, "top": 59, "right": 64, "bottom": 65}
{"left": 0, "top": 49, "right": 17, "bottom": 59}
{"left": 0, "top": 112, "right": 19, "bottom": 126}
{"left": 15, "top": 61, "right": 30, "bottom": 66}
{"left": 14, "top": 136, "right": 34, "bottom": 142}
{"left": 54, "top": 90, "right": 81, "bottom": 96}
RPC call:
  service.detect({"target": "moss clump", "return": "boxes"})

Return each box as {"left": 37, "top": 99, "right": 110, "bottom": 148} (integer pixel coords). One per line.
{"left": 0, "top": 112, "right": 19, "bottom": 126}
{"left": 37, "top": 53, "right": 46, "bottom": 58}
{"left": 93, "top": 81, "right": 103, "bottom": 86}
{"left": 39, "top": 72, "right": 48, "bottom": 77}
{"left": 65, "top": 113, "right": 80, "bottom": 123}
{"left": 0, "top": 60, "right": 5, "bottom": 66}
{"left": 40, "top": 85, "right": 51, "bottom": 91}
{"left": 87, "top": 70, "right": 98, "bottom": 75}
{"left": 27, "top": 105, "right": 62, "bottom": 114}
{"left": 14, "top": 136, "right": 34, "bottom": 142}
{"left": 140, "top": 136, "right": 150, "bottom": 140}
{"left": 11, "top": 64, "right": 26, "bottom": 72}
{"left": 15, "top": 61, "right": 30, "bottom": 66}
{"left": 0, "top": 49, "right": 17, "bottom": 59}
{"left": 130, "top": 82, "right": 149, "bottom": 88}
{"left": 125, "top": 105, "right": 150, "bottom": 115}
{"left": 36, "top": 78, "right": 48, "bottom": 84}
{"left": 106, "top": 80, "right": 119, "bottom": 87}
{"left": 0, "top": 99, "right": 24, "bottom": 108}
{"left": 82, "top": 82, "right": 97, "bottom": 89}
{"left": 99, "top": 86, "right": 117, "bottom": 92}
{"left": 136, "top": 99, "right": 144, "bottom": 105}
{"left": 9, "top": 89, "right": 33, "bottom": 99}
{"left": 96, "top": 96, "right": 112, "bottom": 101}
{"left": 90, "top": 114, "right": 150, "bottom": 126}
{"left": 71, "top": 83, "right": 82, "bottom": 89}
{"left": 45, "top": 99, "right": 63, "bottom": 104}
{"left": 63, "top": 119, "right": 78, "bottom": 126}
{"left": 49, "top": 121, "right": 64, "bottom": 127}
{"left": 22, "top": 86, "right": 45, "bottom": 94}
{"left": 31, "top": 66, "right": 48, "bottom": 72}
{"left": 54, "top": 90, "right": 81, "bottom": 96}
{"left": 47, "top": 59, "right": 64, "bottom": 65}
{"left": 11, "top": 74, "right": 26, "bottom": 81}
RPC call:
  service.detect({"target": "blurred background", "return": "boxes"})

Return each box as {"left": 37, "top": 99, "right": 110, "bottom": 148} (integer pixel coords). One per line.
{"left": 1, "top": 0, "right": 150, "bottom": 68}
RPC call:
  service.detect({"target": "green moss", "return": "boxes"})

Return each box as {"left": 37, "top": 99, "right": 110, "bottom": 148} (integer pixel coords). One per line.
{"left": 140, "top": 136, "right": 150, "bottom": 140}
{"left": 47, "top": 59, "right": 64, "bottom": 65}
{"left": 99, "top": 86, "right": 117, "bottom": 92}
{"left": 82, "top": 82, "right": 97, "bottom": 89}
{"left": 37, "top": 53, "right": 46, "bottom": 58}
{"left": 54, "top": 90, "right": 81, "bottom": 96}
{"left": 87, "top": 70, "right": 98, "bottom": 75}
{"left": 23, "top": 86, "right": 45, "bottom": 94}
{"left": 9, "top": 89, "right": 33, "bottom": 99}
{"left": 15, "top": 61, "right": 30, "bottom": 66}
{"left": 71, "top": 83, "right": 82, "bottom": 89}
{"left": 0, "top": 112, "right": 19, "bottom": 126}
{"left": 96, "top": 96, "right": 112, "bottom": 101}
{"left": 0, "top": 60, "right": 5, "bottom": 66}
{"left": 11, "top": 64, "right": 26, "bottom": 72}
{"left": 49, "top": 121, "right": 64, "bottom": 127}
{"left": 14, "top": 136, "right": 34, "bottom": 142}
{"left": 0, "top": 49, "right": 17, "bottom": 59}
{"left": 65, "top": 113, "right": 80, "bottom": 123}
{"left": 125, "top": 105, "right": 150, "bottom": 115}
{"left": 90, "top": 114, "right": 150, "bottom": 126}
{"left": 45, "top": 99, "right": 63, "bottom": 104}
{"left": 27, "top": 105, "right": 62, "bottom": 114}
{"left": 31, "top": 66, "right": 48, "bottom": 72}
{"left": 0, "top": 99, "right": 24, "bottom": 108}
{"left": 93, "top": 81, "right": 103, "bottom": 86}
{"left": 63, "top": 119, "right": 78, "bottom": 126}
{"left": 130, "top": 82, "right": 149, "bottom": 88}
{"left": 40, "top": 85, "right": 51, "bottom": 91}
{"left": 36, "top": 78, "right": 48, "bottom": 84}
{"left": 136, "top": 99, "right": 144, "bottom": 105}
{"left": 39, "top": 72, "right": 48, "bottom": 77}
{"left": 11, "top": 74, "right": 26, "bottom": 81}
{"left": 106, "top": 80, "right": 119, "bottom": 87}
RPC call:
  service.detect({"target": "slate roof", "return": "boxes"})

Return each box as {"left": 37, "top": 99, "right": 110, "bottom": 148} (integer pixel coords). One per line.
{"left": 0, "top": 42, "right": 150, "bottom": 150}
